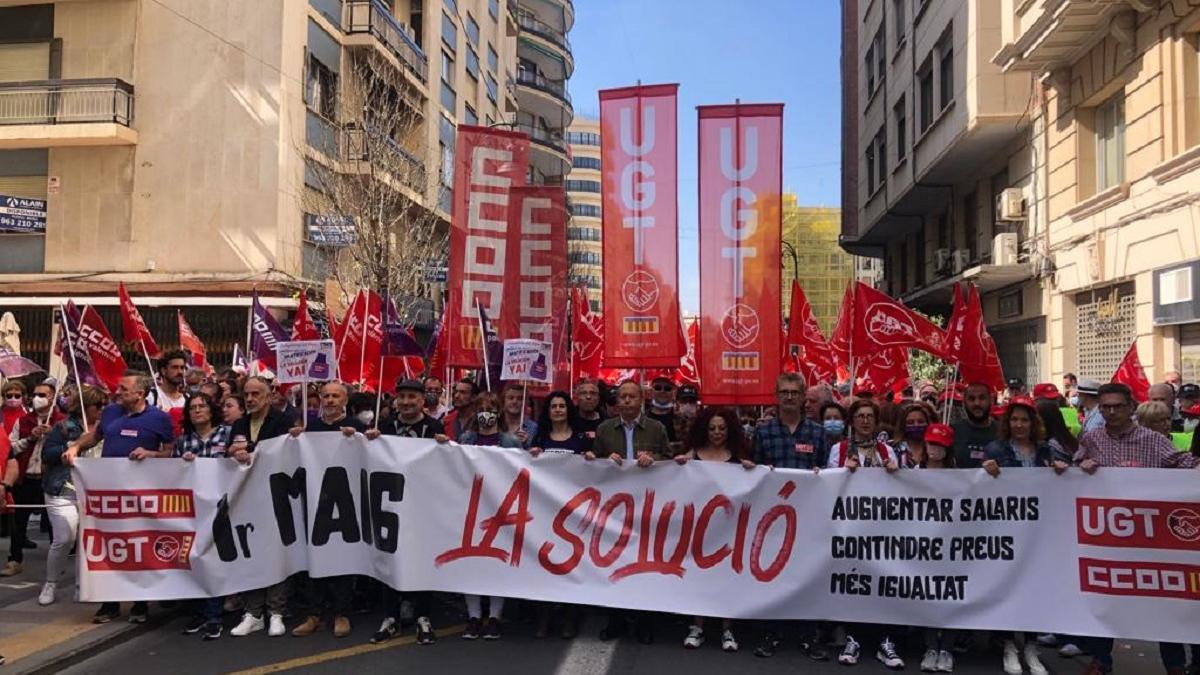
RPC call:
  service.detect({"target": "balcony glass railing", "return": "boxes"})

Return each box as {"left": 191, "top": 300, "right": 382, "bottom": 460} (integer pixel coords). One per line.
{"left": 342, "top": 122, "right": 427, "bottom": 190}
{"left": 344, "top": 0, "right": 429, "bottom": 82}
{"left": 514, "top": 70, "right": 571, "bottom": 106}
{"left": 516, "top": 10, "right": 570, "bottom": 51}
{"left": 513, "top": 121, "right": 566, "bottom": 153}
{"left": 0, "top": 79, "right": 134, "bottom": 127}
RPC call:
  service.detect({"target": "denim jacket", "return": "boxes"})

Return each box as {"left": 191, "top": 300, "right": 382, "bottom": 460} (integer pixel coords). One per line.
{"left": 41, "top": 417, "right": 84, "bottom": 496}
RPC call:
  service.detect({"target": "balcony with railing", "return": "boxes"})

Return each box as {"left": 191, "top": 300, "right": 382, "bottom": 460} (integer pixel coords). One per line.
{"left": 516, "top": 9, "right": 570, "bottom": 52}
{"left": 344, "top": 0, "right": 429, "bottom": 84}
{"left": 514, "top": 69, "right": 570, "bottom": 106}
{"left": 0, "top": 78, "right": 136, "bottom": 148}
{"left": 342, "top": 122, "right": 428, "bottom": 193}
{"left": 513, "top": 121, "right": 566, "bottom": 154}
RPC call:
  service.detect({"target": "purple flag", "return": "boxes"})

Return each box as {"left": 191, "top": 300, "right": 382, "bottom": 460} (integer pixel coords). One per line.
{"left": 475, "top": 300, "right": 503, "bottom": 392}
{"left": 382, "top": 296, "right": 424, "bottom": 357}
{"left": 250, "top": 291, "right": 289, "bottom": 370}
{"left": 231, "top": 343, "right": 248, "bottom": 373}
{"left": 55, "top": 301, "right": 99, "bottom": 386}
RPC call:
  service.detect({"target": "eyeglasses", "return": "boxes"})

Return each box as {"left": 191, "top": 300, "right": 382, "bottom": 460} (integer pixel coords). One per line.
{"left": 776, "top": 390, "right": 802, "bottom": 397}
{"left": 4, "top": 394, "right": 22, "bottom": 400}
{"left": 653, "top": 385, "right": 674, "bottom": 392}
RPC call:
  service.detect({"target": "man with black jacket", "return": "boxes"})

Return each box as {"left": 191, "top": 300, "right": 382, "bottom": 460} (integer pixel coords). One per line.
{"left": 365, "top": 379, "right": 444, "bottom": 645}
{"left": 228, "top": 376, "right": 295, "bottom": 638}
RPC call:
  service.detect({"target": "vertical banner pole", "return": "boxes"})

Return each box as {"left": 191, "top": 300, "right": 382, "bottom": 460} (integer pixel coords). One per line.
{"left": 59, "top": 305, "right": 89, "bottom": 433}
{"left": 477, "top": 298, "right": 492, "bottom": 392}
{"left": 140, "top": 340, "right": 156, "bottom": 380}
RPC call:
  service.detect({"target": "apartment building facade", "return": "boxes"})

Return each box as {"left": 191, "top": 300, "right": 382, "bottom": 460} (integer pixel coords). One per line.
{"left": 565, "top": 115, "right": 600, "bottom": 310}
{"left": 0, "top": 0, "right": 572, "bottom": 369}
{"left": 841, "top": 0, "right": 1046, "bottom": 385}
{"left": 781, "top": 197, "right": 853, "bottom": 335}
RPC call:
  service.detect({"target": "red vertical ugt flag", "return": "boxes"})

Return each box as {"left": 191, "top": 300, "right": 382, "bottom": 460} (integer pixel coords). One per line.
{"left": 447, "top": 126, "right": 529, "bottom": 368}
{"left": 78, "top": 306, "right": 127, "bottom": 392}
{"left": 697, "top": 103, "right": 783, "bottom": 404}
{"left": 118, "top": 282, "right": 159, "bottom": 356}
{"left": 599, "top": 84, "right": 682, "bottom": 368}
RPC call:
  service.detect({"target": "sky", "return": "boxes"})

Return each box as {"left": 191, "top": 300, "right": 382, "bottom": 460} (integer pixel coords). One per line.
{"left": 565, "top": 0, "right": 843, "bottom": 313}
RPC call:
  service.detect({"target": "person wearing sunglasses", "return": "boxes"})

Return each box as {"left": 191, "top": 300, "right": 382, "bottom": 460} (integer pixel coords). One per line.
{"left": 645, "top": 376, "right": 679, "bottom": 443}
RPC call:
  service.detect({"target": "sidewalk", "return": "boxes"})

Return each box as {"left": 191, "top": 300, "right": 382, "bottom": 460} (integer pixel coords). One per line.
{"left": 0, "top": 517, "right": 160, "bottom": 674}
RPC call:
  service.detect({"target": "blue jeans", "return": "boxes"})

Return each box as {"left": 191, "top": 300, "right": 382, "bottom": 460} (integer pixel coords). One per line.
{"left": 192, "top": 597, "right": 223, "bottom": 626}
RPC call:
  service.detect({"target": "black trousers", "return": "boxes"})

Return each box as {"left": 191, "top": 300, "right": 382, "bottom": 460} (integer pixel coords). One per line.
{"left": 7, "top": 476, "right": 44, "bottom": 564}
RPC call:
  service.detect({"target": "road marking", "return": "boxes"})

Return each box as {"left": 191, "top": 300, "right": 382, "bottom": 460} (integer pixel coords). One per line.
{"left": 3, "top": 611, "right": 109, "bottom": 664}
{"left": 553, "top": 626, "right": 617, "bottom": 675}
{"left": 225, "top": 624, "right": 465, "bottom": 674}
{"left": 0, "top": 581, "right": 38, "bottom": 589}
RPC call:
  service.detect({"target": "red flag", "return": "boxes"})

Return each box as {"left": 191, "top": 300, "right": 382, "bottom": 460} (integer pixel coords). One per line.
{"left": 697, "top": 102, "right": 783, "bottom": 404}
{"left": 956, "top": 284, "right": 1005, "bottom": 390}
{"left": 785, "top": 280, "right": 836, "bottom": 385}
{"left": 1112, "top": 340, "right": 1151, "bottom": 402}
{"left": 674, "top": 318, "right": 700, "bottom": 387}
{"left": 571, "top": 287, "right": 605, "bottom": 383}
{"left": 850, "top": 282, "right": 946, "bottom": 359}
{"left": 427, "top": 310, "right": 449, "bottom": 379}
{"left": 600, "top": 83, "right": 682, "bottom": 368}
{"left": 338, "top": 290, "right": 384, "bottom": 389}
{"left": 857, "top": 346, "right": 910, "bottom": 396}
{"left": 291, "top": 294, "right": 319, "bottom": 341}
{"left": 942, "top": 282, "right": 967, "bottom": 364}
{"left": 118, "top": 282, "right": 160, "bottom": 356}
{"left": 177, "top": 311, "right": 210, "bottom": 373}
{"left": 447, "top": 125, "right": 530, "bottom": 368}
{"left": 78, "top": 306, "right": 127, "bottom": 391}
{"left": 829, "top": 284, "right": 853, "bottom": 381}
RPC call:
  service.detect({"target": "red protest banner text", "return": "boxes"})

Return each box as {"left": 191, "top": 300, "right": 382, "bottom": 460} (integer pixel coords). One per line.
{"left": 1076, "top": 498, "right": 1200, "bottom": 551}
{"left": 697, "top": 103, "right": 783, "bottom": 404}
{"left": 83, "top": 529, "right": 195, "bottom": 571}
{"left": 600, "top": 84, "right": 681, "bottom": 368}
{"left": 85, "top": 489, "right": 196, "bottom": 519}
{"left": 448, "top": 126, "right": 530, "bottom": 368}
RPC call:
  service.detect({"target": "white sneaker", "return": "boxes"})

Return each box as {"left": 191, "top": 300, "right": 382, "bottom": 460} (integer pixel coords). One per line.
{"left": 876, "top": 638, "right": 905, "bottom": 670}
{"left": 230, "top": 613, "right": 264, "bottom": 637}
{"left": 937, "top": 649, "right": 955, "bottom": 672}
{"left": 38, "top": 582, "right": 56, "bottom": 606}
{"left": 921, "top": 648, "right": 940, "bottom": 672}
{"left": 268, "top": 613, "right": 286, "bottom": 637}
{"left": 1058, "top": 643, "right": 1082, "bottom": 658}
{"left": 1024, "top": 644, "right": 1048, "bottom": 675}
{"left": 1003, "top": 640, "right": 1023, "bottom": 674}
{"left": 683, "top": 624, "right": 703, "bottom": 649}
{"left": 720, "top": 629, "right": 738, "bottom": 652}
{"left": 839, "top": 636, "right": 861, "bottom": 665}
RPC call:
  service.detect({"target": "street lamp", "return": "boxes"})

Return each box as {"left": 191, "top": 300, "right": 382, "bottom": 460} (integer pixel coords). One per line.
{"left": 781, "top": 241, "right": 799, "bottom": 280}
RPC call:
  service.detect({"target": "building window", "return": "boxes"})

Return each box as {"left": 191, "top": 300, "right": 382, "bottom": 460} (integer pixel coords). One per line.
{"left": 488, "top": 0, "right": 499, "bottom": 20}
{"left": 937, "top": 29, "right": 954, "bottom": 110}
{"left": 917, "top": 57, "right": 933, "bottom": 133}
{"left": 565, "top": 179, "right": 601, "bottom": 193}
{"left": 443, "top": 0, "right": 457, "bottom": 13}
{"left": 1096, "top": 93, "right": 1125, "bottom": 190}
{"left": 570, "top": 203, "right": 600, "bottom": 217}
{"left": 567, "top": 131, "right": 601, "bottom": 146}
{"left": 487, "top": 44, "right": 498, "bottom": 72}
{"left": 865, "top": 43, "right": 875, "bottom": 96}
{"left": 440, "top": 50, "right": 456, "bottom": 111}
{"left": 893, "top": 0, "right": 906, "bottom": 46}
{"left": 466, "top": 13, "right": 479, "bottom": 46}
{"left": 465, "top": 103, "right": 478, "bottom": 125}
{"left": 485, "top": 72, "right": 498, "bottom": 103}
{"left": 465, "top": 48, "right": 479, "bottom": 80}
{"left": 441, "top": 50, "right": 455, "bottom": 85}
{"left": 894, "top": 95, "right": 907, "bottom": 161}
{"left": 865, "top": 137, "right": 876, "bottom": 195}
{"left": 441, "top": 82, "right": 456, "bottom": 111}
{"left": 441, "top": 12, "right": 457, "bottom": 51}
{"left": 875, "top": 126, "right": 886, "bottom": 188}
{"left": 306, "top": 53, "right": 338, "bottom": 120}
{"left": 876, "top": 26, "right": 885, "bottom": 88}
{"left": 571, "top": 156, "right": 600, "bottom": 170}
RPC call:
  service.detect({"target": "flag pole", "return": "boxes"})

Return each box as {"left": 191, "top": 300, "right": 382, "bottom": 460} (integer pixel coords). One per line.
{"left": 58, "top": 304, "right": 89, "bottom": 434}
{"left": 519, "top": 381, "right": 527, "bottom": 427}
{"left": 476, "top": 298, "right": 491, "bottom": 392}
{"left": 139, "top": 340, "right": 156, "bottom": 380}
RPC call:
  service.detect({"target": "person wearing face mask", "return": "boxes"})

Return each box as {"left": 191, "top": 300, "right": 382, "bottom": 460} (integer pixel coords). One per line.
{"left": 1, "top": 382, "right": 66, "bottom": 578}
{"left": 676, "top": 384, "right": 700, "bottom": 418}
{"left": 645, "top": 376, "right": 679, "bottom": 442}
{"left": 894, "top": 402, "right": 935, "bottom": 469}
{"left": 950, "top": 382, "right": 997, "bottom": 469}
{"left": 347, "top": 392, "right": 377, "bottom": 429}
{"left": 819, "top": 402, "right": 847, "bottom": 456}
{"left": 2, "top": 381, "right": 28, "bottom": 436}
{"left": 456, "top": 391, "right": 520, "bottom": 640}
{"left": 422, "top": 376, "right": 449, "bottom": 420}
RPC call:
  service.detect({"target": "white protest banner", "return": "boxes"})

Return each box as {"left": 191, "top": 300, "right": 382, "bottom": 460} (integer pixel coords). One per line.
{"left": 73, "top": 436, "right": 1199, "bottom": 644}
{"left": 500, "top": 338, "right": 552, "bottom": 384}
{"left": 274, "top": 339, "right": 336, "bottom": 384}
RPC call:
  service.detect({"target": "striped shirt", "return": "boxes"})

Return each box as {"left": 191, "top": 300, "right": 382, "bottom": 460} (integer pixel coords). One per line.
{"left": 1077, "top": 423, "right": 1196, "bottom": 469}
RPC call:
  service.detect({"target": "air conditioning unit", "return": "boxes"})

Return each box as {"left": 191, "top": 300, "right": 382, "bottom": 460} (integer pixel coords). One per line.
{"left": 993, "top": 232, "right": 1019, "bottom": 266}
{"left": 996, "top": 187, "right": 1027, "bottom": 222}
{"left": 952, "top": 249, "right": 971, "bottom": 273}
{"left": 934, "top": 248, "right": 952, "bottom": 274}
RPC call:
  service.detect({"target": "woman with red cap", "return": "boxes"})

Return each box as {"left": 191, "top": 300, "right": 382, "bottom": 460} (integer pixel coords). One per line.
{"left": 917, "top": 422, "right": 957, "bottom": 672}
{"left": 982, "top": 395, "right": 1068, "bottom": 675}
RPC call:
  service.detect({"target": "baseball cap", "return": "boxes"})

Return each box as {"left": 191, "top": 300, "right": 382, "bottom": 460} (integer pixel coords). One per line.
{"left": 1179, "top": 383, "right": 1200, "bottom": 399}
{"left": 677, "top": 384, "right": 699, "bottom": 402}
{"left": 1032, "top": 383, "right": 1060, "bottom": 400}
{"left": 925, "top": 423, "right": 954, "bottom": 447}
{"left": 1007, "top": 377, "right": 1025, "bottom": 390}
{"left": 1182, "top": 402, "right": 1200, "bottom": 417}
{"left": 1006, "top": 395, "right": 1037, "bottom": 413}
{"left": 938, "top": 389, "right": 962, "bottom": 403}
{"left": 394, "top": 379, "right": 424, "bottom": 393}
{"left": 1076, "top": 378, "right": 1102, "bottom": 396}
{"left": 991, "top": 404, "right": 1008, "bottom": 418}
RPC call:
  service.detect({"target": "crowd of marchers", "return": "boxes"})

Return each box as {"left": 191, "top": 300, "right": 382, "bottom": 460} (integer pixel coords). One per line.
{"left": 1, "top": 351, "right": 1198, "bottom": 675}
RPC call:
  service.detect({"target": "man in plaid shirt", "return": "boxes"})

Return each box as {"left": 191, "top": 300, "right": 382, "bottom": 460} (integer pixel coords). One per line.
{"left": 752, "top": 373, "right": 828, "bottom": 470}
{"left": 1075, "top": 383, "right": 1196, "bottom": 675}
